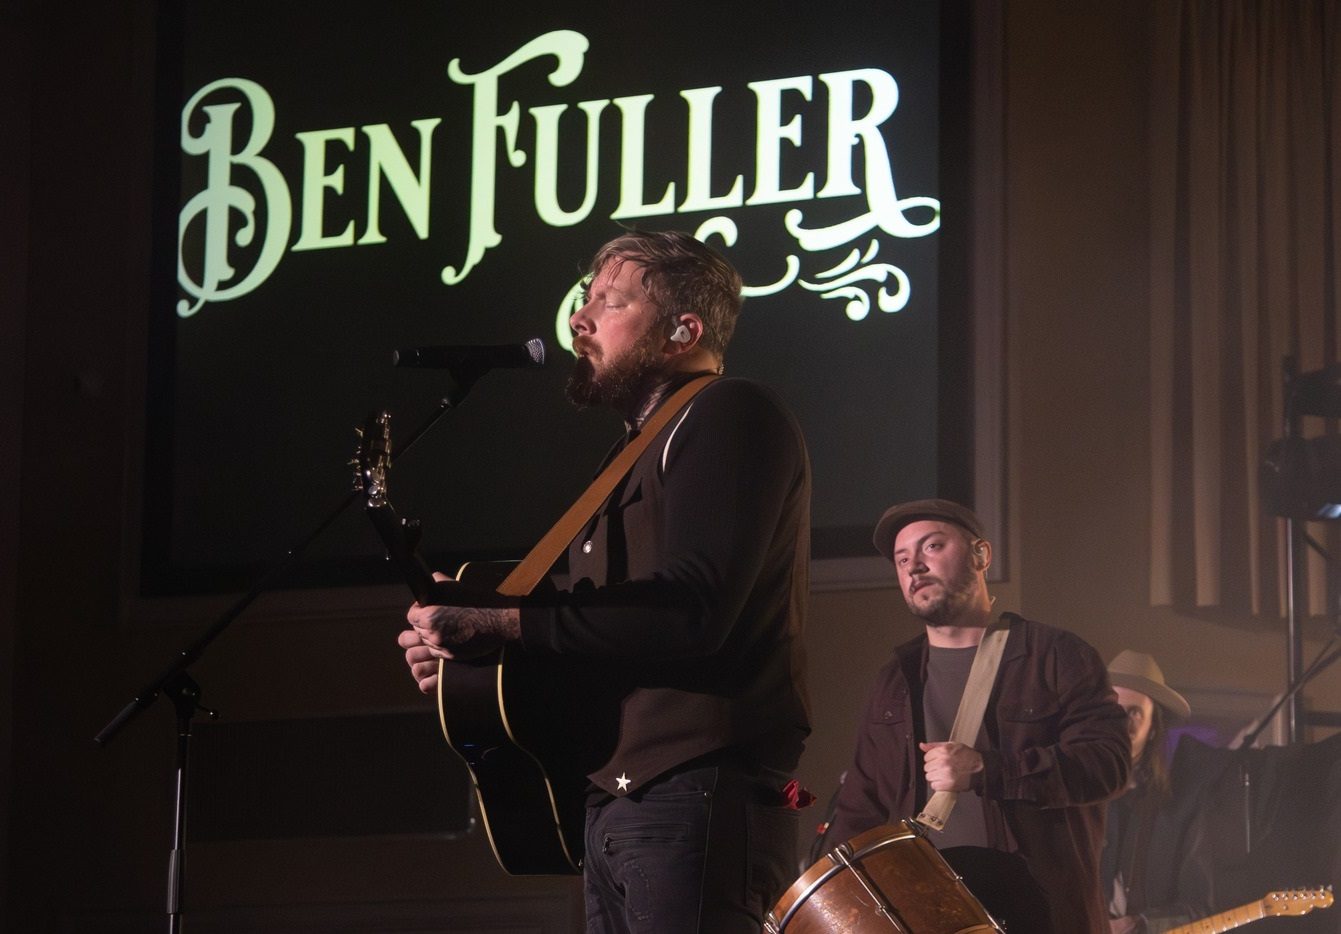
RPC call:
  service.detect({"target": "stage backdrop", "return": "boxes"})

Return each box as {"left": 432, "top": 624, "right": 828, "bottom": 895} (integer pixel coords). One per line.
{"left": 142, "top": 0, "right": 970, "bottom": 595}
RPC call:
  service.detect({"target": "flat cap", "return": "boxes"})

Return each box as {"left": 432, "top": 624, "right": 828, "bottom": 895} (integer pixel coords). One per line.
{"left": 872, "top": 498, "right": 987, "bottom": 561}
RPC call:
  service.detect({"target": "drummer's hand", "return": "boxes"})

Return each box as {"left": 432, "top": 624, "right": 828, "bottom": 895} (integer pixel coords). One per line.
{"left": 919, "top": 741, "right": 984, "bottom": 792}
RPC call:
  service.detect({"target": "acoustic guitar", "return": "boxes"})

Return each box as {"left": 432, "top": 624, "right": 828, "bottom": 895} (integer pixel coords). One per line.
{"left": 353, "top": 411, "right": 611, "bottom": 875}
{"left": 1167, "top": 887, "right": 1333, "bottom": 933}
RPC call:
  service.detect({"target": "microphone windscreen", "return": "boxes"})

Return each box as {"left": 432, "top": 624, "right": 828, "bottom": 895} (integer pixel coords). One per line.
{"left": 524, "top": 338, "right": 545, "bottom": 366}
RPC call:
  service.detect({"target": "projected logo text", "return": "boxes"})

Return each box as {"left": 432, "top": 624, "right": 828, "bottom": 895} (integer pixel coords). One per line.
{"left": 176, "top": 30, "right": 939, "bottom": 330}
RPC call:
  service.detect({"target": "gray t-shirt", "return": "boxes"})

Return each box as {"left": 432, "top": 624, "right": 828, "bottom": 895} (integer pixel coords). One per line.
{"left": 923, "top": 644, "right": 990, "bottom": 850}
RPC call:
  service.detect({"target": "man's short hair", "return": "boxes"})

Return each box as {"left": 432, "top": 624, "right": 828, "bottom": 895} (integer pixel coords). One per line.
{"left": 587, "top": 230, "right": 742, "bottom": 358}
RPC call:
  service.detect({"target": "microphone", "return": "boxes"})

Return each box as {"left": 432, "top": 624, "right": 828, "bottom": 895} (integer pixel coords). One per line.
{"left": 392, "top": 338, "right": 546, "bottom": 370}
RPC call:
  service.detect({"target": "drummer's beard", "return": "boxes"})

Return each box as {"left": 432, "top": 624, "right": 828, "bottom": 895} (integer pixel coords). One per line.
{"left": 906, "top": 563, "right": 980, "bottom": 627}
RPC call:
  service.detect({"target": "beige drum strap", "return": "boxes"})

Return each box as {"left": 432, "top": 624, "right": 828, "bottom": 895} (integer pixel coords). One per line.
{"left": 914, "top": 615, "right": 1012, "bottom": 833}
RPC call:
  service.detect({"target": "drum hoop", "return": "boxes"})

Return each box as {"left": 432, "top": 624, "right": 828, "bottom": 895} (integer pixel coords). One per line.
{"left": 769, "top": 825, "right": 922, "bottom": 932}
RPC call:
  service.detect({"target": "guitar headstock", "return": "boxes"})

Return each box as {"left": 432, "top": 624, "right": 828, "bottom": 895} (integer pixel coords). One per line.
{"left": 352, "top": 411, "right": 393, "bottom": 507}
{"left": 350, "top": 410, "right": 435, "bottom": 603}
{"left": 1263, "top": 887, "right": 1334, "bottom": 917}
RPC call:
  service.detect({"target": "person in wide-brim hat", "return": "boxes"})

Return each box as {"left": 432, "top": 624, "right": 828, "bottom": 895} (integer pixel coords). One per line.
{"left": 1108, "top": 649, "right": 1191, "bottom": 721}
{"left": 1102, "top": 650, "right": 1212, "bottom": 934}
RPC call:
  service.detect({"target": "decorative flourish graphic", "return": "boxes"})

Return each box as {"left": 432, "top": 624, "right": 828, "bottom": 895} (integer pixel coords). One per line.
{"left": 799, "top": 239, "right": 911, "bottom": 322}
{"left": 693, "top": 216, "right": 925, "bottom": 321}
{"left": 551, "top": 232, "right": 922, "bottom": 349}
{"left": 552, "top": 214, "right": 935, "bottom": 350}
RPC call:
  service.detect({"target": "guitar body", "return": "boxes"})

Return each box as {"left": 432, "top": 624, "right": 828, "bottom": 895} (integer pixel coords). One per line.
{"left": 353, "top": 411, "right": 622, "bottom": 875}
{"left": 436, "top": 562, "right": 622, "bottom": 875}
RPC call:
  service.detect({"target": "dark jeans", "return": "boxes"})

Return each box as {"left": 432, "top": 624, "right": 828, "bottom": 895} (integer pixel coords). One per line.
{"left": 583, "top": 763, "right": 799, "bottom": 933}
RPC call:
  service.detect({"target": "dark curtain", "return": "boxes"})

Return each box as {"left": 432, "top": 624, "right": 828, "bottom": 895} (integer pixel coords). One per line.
{"left": 1149, "top": 0, "right": 1341, "bottom": 621}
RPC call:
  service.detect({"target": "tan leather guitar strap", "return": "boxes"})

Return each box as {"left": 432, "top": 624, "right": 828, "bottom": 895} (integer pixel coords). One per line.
{"left": 914, "top": 614, "right": 1012, "bottom": 833}
{"left": 494, "top": 373, "right": 719, "bottom": 598}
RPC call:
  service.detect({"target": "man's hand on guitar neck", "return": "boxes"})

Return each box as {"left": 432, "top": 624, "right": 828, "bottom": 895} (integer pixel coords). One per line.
{"left": 399, "top": 571, "right": 522, "bottom": 695}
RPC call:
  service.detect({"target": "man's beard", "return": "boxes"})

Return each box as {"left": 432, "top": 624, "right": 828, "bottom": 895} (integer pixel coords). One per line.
{"left": 565, "top": 328, "right": 665, "bottom": 413}
{"left": 906, "top": 566, "right": 979, "bottom": 626}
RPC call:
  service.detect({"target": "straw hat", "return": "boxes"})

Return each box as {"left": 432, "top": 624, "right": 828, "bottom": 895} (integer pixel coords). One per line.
{"left": 1107, "top": 649, "right": 1191, "bottom": 719}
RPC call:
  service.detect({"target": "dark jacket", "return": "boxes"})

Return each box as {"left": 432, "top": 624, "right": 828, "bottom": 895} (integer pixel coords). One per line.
{"left": 828, "top": 614, "right": 1131, "bottom": 934}
{"left": 1100, "top": 773, "right": 1215, "bottom": 931}
{"left": 518, "top": 377, "right": 812, "bottom": 796}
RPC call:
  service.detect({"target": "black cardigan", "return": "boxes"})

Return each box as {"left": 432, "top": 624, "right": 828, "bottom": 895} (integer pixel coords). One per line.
{"left": 519, "top": 376, "right": 812, "bottom": 796}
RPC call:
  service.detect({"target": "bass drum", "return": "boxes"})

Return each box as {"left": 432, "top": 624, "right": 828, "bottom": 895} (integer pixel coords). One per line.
{"left": 765, "top": 821, "right": 1003, "bottom": 933}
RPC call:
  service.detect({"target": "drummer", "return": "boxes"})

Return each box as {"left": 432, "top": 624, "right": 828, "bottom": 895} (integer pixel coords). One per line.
{"left": 824, "top": 499, "right": 1130, "bottom": 933}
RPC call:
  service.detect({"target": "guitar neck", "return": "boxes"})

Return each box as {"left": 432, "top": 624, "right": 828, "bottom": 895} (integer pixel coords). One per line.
{"left": 1167, "top": 888, "right": 1333, "bottom": 933}
{"left": 366, "top": 503, "right": 436, "bottom": 604}
{"left": 1169, "top": 902, "right": 1264, "bottom": 934}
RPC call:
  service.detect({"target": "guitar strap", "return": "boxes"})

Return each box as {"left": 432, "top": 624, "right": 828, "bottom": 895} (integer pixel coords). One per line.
{"left": 914, "top": 613, "right": 1012, "bottom": 832}
{"left": 494, "top": 373, "right": 720, "bottom": 598}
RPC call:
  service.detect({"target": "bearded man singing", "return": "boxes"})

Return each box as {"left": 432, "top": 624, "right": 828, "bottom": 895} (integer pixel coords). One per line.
{"left": 399, "top": 230, "right": 812, "bottom": 933}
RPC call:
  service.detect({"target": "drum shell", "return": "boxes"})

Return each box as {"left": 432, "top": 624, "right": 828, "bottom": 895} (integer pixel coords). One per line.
{"left": 767, "top": 822, "right": 1000, "bottom": 934}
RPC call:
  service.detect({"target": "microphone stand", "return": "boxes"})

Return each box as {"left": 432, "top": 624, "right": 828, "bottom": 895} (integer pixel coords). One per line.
{"left": 94, "top": 369, "right": 485, "bottom": 934}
